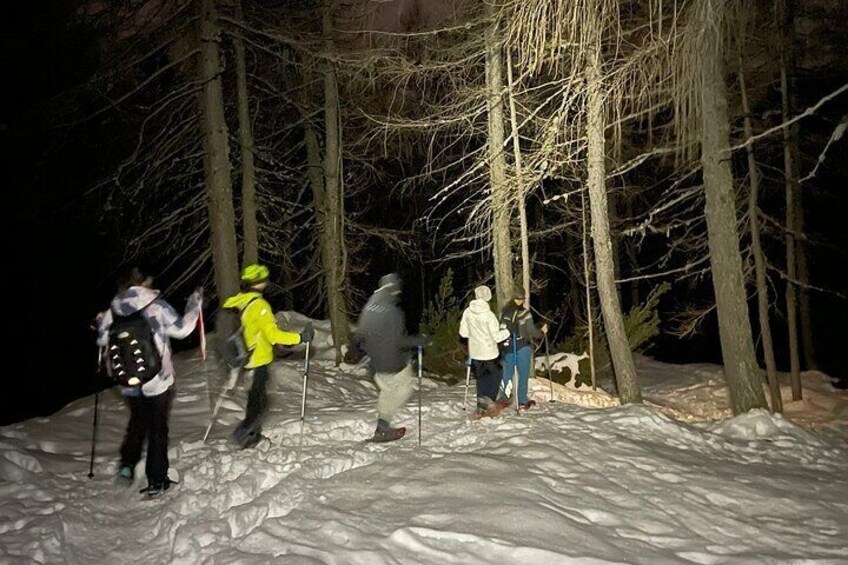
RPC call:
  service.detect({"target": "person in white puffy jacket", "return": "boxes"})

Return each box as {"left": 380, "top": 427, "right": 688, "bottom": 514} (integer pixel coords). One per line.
{"left": 458, "top": 285, "right": 510, "bottom": 417}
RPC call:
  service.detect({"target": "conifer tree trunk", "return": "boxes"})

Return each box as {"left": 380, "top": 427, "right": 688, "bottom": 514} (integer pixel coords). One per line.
{"left": 320, "top": 2, "right": 351, "bottom": 363}
{"left": 698, "top": 7, "right": 767, "bottom": 414}
{"left": 626, "top": 196, "right": 639, "bottom": 310}
{"left": 506, "top": 56, "right": 530, "bottom": 305}
{"left": 565, "top": 228, "right": 582, "bottom": 325}
{"left": 198, "top": 0, "right": 239, "bottom": 301}
{"left": 585, "top": 40, "right": 641, "bottom": 404}
{"left": 580, "top": 191, "right": 597, "bottom": 390}
{"left": 777, "top": 0, "right": 803, "bottom": 396}
{"left": 797, "top": 202, "right": 815, "bottom": 369}
{"left": 740, "top": 62, "right": 782, "bottom": 413}
{"left": 485, "top": 0, "right": 514, "bottom": 308}
{"left": 233, "top": 0, "right": 258, "bottom": 265}
{"left": 608, "top": 189, "right": 623, "bottom": 306}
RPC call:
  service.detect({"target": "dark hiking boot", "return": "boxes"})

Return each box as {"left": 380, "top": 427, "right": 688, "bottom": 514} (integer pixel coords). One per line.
{"left": 240, "top": 431, "right": 265, "bottom": 450}
{"left": 232, "top": 423, "right": 263, "bottom": 449}
{"left": 139, "top": 478, "right": 174, "bottom": 498}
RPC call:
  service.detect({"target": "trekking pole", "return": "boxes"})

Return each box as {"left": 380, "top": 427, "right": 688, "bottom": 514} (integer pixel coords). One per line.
{"left": 198, "top": 294, "right": 206, "bottom": 362}
{"left": 418, "top": 344, "right": 423, "bottom": 447}
{"left": 298, "top": 341, "right": 311, "bottom": 447}
{"left": 545, "top": 332, "right": 555, "bottom": 403}
{"left": 88, "top": 346, "right": 104, "bottom": 479}
{"left": 462, "top": 355, "right": 472, "bottom": 411}
{"left": 203, "top": 367, "right": 240, "bottom": 442}
{"left": 512, "top": 332, "right": 520, "bottom": 414}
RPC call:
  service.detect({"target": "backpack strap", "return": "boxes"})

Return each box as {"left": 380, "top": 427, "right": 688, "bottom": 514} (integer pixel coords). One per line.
{"left": 241, "top": 296, "right": 260, "bottom": 312}
{"left": 237, "top": 296, "right": 261, "bottom": 321}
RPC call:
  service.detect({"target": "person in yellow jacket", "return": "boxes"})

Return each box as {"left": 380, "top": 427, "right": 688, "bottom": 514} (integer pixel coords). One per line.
{"left": 223, "top": 264, "right": 314, "bottom": 448}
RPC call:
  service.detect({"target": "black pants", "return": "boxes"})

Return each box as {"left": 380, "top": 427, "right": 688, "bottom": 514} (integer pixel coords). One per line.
{"left": 120, "top": 388, "right": 174, "bottom": 484}
{"left": 472, "top": 359, "right": 501, "bottom": 409}
{"left": 240, "top": 364, "right": 270, "bottom": 433}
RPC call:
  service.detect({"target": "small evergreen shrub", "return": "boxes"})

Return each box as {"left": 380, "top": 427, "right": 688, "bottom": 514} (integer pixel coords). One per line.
{"left": 545, "top": 283, "right": 669, "bottom": 388}
{"left": 420, "top": 269, "right": 466, "bottom": 382}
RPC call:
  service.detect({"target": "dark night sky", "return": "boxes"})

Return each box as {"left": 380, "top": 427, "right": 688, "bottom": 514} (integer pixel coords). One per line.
{"left": 1, "top": 2, "right": 846, "bottom": 426}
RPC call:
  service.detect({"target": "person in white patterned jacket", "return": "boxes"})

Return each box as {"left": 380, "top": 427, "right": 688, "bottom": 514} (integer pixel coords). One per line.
{"left": 96, "top": 267, "right": 201, "bottom": 496}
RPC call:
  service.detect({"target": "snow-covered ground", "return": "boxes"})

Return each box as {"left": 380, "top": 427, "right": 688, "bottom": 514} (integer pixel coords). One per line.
{"left": 2, "top": 315, "right": 847, "bottom": 564}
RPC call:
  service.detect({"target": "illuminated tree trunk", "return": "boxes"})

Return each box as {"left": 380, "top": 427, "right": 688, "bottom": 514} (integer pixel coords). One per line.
{"left": 586, "top": 38, "right": 641, "bottom": 404}
{"left": 698, "top": 6, "right": 767, "bottom": 414}
{"left": 797, "top": 201, "right": 815, "bottom": 369}
{"left": 740, "top": 62, "right": 782, "bottom": 413}
{"left": 485, "top": 0, "right": 514, "bottom": 308}
{"left": 777, "top": 0, "right": 803, "bottom": 396}
{"left": 320, "top": 2, "right": 351, "bottom": 363}
{"left": 198, "top": 0, "right": 239, "bottom": 301}
{"left": 506, "top": 55, "right": 531, "bottom": 306}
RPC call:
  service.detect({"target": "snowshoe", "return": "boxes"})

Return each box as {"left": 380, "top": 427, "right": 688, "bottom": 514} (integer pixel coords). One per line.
{"left": 494, "top": 397, "right": 512, "bottom": 409}
{"left": 519, "top": 400, "right": 537, "bottom": 412}
{"left": 367, "top": 426, "right": 406, "bottom": 443}
{"left": 471, "top": 403, "right": 504, "bottom": 420}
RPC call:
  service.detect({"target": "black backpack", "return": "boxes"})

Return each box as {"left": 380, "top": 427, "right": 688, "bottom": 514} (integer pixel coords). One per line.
{"left": 222, "top": 297, "right": 259, "bottom": 369}
{"left": 107, "top": 304, "right": 161, "bottom": 388}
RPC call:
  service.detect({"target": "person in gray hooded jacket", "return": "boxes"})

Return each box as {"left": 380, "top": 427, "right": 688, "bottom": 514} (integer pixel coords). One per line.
{"left": 354, "top": 273, "right": 424, "bottom": 441}
{"left": 459, "top": 285, "right": 510, "bottom": 417}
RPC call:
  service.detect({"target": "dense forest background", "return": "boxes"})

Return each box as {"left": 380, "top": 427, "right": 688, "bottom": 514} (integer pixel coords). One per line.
{"left": 2, "top": 0, "right": 846, "bottom": 425}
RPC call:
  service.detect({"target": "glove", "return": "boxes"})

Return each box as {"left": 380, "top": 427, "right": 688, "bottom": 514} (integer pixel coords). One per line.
{"left": 187, "top": 288, "right": 203, "bottom": 311}
{"left": 300, "top": 322, "right": 315, "bottom": 343}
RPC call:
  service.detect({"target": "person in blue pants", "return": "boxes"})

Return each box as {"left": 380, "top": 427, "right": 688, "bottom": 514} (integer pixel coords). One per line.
{"left": 498, "top": 285, "right": 547, "bottom": 409}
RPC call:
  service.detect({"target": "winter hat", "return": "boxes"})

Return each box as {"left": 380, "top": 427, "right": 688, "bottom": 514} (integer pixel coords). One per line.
{"left": 512, "top": 285, "right": 526, "bottom": 300}
{"left": 241, "top": 264, "right": 269, "bottom": 284}
{"left": 118, "top": 266, "right": 153, "bottom": 291}
{"left": 474, "top": 285, "right": 492, "bottom": 302}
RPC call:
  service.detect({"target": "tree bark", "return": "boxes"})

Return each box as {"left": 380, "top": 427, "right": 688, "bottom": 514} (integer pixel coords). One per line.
{"left": 626, "top": 195, "right": 639, "bottom": 310}
{"left": 699, "top": 15, "right": 767, "bottom": 414}
{"left": 485, "top": 0, "right": 514, "bottom": 309}
{"left": 581, "top": 191, "right": 597, "bottom": 390}
{"left": 586, "top": 41, "right": 641, "bottom": 404}
{"left": 797, "top": 199, "right": 815, "bottom": 369}
{"left": 740, "top": 62, "right": 782, "bottom": 413}
{"left": 506, "top": 55, "right": 530, "bottom": 307}
{"left": 198, "top": 0, "right": 239, "bottom": 302}
{"left": 233, "top": 0, "right": 258, "bottom": 265}
{"left": 321, "top": 2, "right": 351, "bottom": 364}
{"left": 778, "top": 0, "right": 802, "bottom": 400}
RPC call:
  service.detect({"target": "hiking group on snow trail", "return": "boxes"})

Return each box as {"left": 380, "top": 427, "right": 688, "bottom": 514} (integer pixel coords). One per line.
{"left": 95, "top": 264, "right": 551, "bottom": 497}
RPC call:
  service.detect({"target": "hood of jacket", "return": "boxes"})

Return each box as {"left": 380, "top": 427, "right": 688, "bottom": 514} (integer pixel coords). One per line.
{"left": 467, "top": 298, "right": 492, "bottom": 314}
{"left": 111, "top": 286, "right": 160, "bottom": 316}
{"left": 367, "top": 285, "right": 400, "bottom": 312}
{"left": 222, "top": 291, "right": 263, "bottom": 311}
